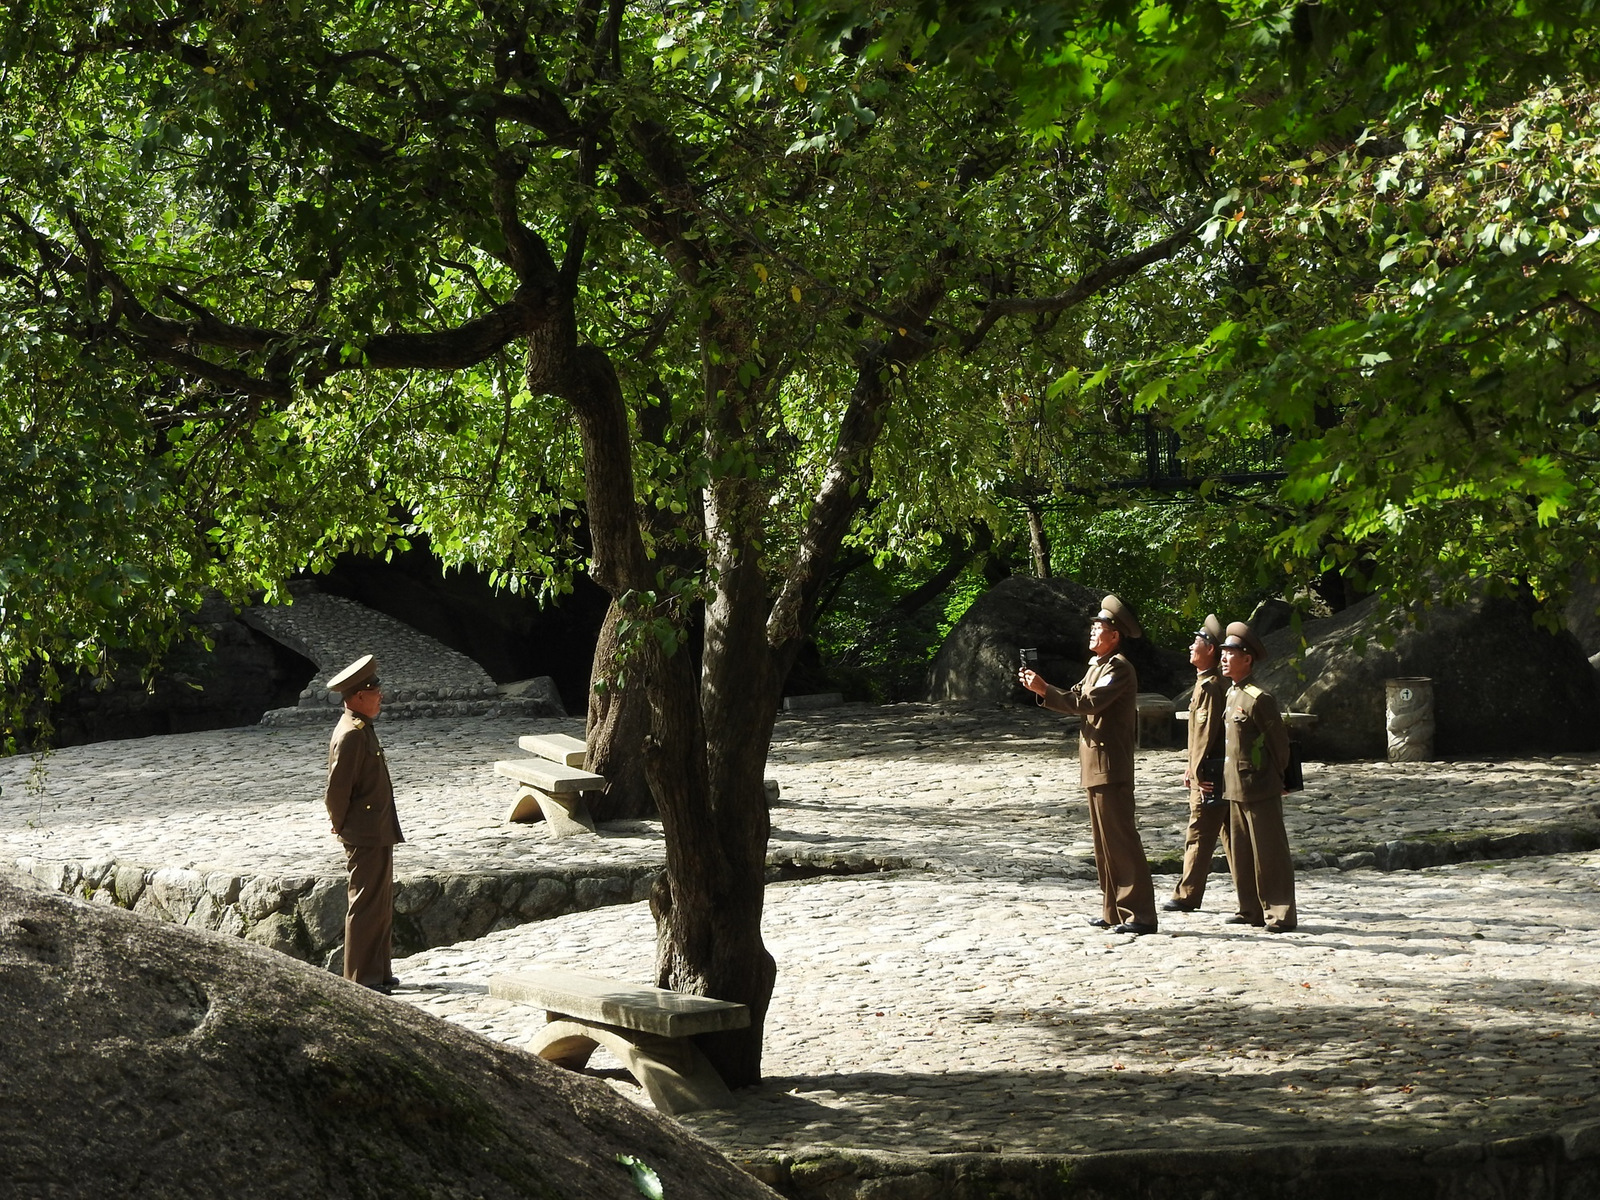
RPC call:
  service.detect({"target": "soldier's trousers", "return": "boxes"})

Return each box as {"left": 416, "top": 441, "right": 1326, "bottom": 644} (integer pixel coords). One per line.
{"left": 1087, "top": 782, "right": 1157, "bottom": 927}
{"left": 1171, "top": 787, "right": 1232, "bottom": 907}
{"left": 342, "top": 842, "right": 394, "bottom": 986}
{"left": 1228, "top": 796, "right": 1296, "bottom": 930}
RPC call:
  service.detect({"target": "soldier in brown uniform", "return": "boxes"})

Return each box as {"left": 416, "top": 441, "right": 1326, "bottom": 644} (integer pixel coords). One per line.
{"left": 1164, "top": 614, "right": 1231, "bottom": 912}
{"left": 324, "top": 654, "right": 405, "bottom": 992}
{"left": 1020, "top": 595, "right": 1158, "bottom": 935}
{"left": 1218, "top": 622, "right": 1296, "bottom": 932}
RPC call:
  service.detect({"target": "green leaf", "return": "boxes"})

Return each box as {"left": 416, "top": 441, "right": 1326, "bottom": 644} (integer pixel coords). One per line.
{"left": 615, "top": 1155, "right": 664, "bottom": 1200}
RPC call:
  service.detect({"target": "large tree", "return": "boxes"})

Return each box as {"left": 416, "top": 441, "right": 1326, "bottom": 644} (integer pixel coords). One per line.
{"left": 2, "top": 0, "right": 1221, "bottom": 1082}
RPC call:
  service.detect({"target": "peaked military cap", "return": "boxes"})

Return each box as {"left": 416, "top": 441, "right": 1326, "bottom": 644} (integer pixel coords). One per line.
{"left": 1094, "top": 594, "right": 1142, "bottom": 640}
{"left": 327, "top": 654, "right": 380, "bottom": 696}
{"left": 1196, "top": 613, "right": 1224, "bottom": 644}
{"left": 1221, "top": 621, "right": 1267, "bottom": 662}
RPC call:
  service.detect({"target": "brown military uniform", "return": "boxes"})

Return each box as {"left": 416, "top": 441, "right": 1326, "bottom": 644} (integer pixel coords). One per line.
{"left": 325, "top": 709, "right": 403, "bottom": 986}
{"left": 1171, "top": 667, "right": 1231, "bottom": 908}
{"left": 1223, "top": 676, "right": 1296, "bottom": 930}
{"left": 1041, "top": 652, "right": 1157, "bottom": 928}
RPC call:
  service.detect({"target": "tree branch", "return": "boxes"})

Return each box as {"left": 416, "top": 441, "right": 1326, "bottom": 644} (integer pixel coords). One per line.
{"left": 958, "top": 205, "right": 1213, "bottom": 353}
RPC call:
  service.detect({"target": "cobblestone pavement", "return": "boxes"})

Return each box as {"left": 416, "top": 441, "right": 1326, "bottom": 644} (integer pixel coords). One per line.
{"left": 5, "top": 702, "right": 1598, "bottom": 882}
{"left": 3, "top": 700, "right": 1599, "bottom": 1157}
{"left": 396, "top": 851, "right": 1600, "bottom": 1155}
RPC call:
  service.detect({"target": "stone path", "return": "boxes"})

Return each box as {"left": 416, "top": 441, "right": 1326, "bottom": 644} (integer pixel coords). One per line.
{"left": 242, "top": 589, "right": 563, "bottom": 723}
{"left": 3, "top": 699, "right": 1599, "bottom": 1166}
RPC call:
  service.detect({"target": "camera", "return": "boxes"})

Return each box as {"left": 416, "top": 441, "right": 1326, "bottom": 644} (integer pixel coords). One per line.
{"left": 1018, "top": 647, "right": 1039, "bottom": 669}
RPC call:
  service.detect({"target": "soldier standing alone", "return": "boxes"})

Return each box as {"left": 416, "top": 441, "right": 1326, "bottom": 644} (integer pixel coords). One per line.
{"left": 324, "top": 654, "right": 404, "bottom": 992}
{"left": 1020, "top": 595, "right": 1158, "bottom": 935}
{"left": 1164, "top": 614, "right": 1231, "bottom": 912}
{"left": 1219, "top": 622, "right": 1297, "bottom": 933}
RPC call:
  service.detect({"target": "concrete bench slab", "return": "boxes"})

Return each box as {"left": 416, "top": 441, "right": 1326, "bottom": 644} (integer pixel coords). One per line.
{"left": 491, "top": 967, "right": 751, "bottom": 1116}
{"left": 490, "top": 967, "right": 750, "bottom": 1038}
{"left": 493, "top": 758, "right": 607, "bottom": 794}
{"left": 518, "top": 733, "right": 587, "bottom": 767}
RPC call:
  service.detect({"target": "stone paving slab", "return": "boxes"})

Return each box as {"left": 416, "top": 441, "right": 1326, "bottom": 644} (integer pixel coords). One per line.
{"left": 391, "top": 852, "right": 1600, "bottom": 1158}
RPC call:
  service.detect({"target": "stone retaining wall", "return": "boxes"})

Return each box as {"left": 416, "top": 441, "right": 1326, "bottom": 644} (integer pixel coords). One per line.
{"left": 741, "top": 1123, "right": 1600, "bottom": 1200}
{"left": 1144, "top": 819, "right": 1600, "bottom": 878}
{"left": 12, "top": 856, "right": 659, "bottom": 971}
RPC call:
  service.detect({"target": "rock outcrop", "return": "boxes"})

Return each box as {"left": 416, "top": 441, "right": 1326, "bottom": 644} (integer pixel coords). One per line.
{"left": 0, "top": 870, "right": 776, "bottom": 1200}
{"left": 925, "top": 576, "right": 1192, "bottom": 703}
{"left": 40, "top": 596, "right": 316, "bottom": 748}
{"left": 1257, "top": 590, "right": 1600, "bottom": 760}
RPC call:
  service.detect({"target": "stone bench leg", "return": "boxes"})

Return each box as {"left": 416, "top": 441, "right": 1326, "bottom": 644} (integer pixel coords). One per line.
{"left": 529, "top": 1018, "right": 735, "bottom": 1116}
{"left": 506, "top": 787, "right": 597, "bottom": 837}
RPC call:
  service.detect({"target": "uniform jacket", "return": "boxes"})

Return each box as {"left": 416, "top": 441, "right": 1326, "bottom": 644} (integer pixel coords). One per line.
{"left": 325, "top": 709, "right": 403, "bottom": 848}
{"left": 1041, "top": 652, "right": 1138, "bottom": 787}
{"left": 1186, "top": 668, "right": 1227, "bottom": 787}
{"left": 1223, "top": 676, "right": 1290, "bottom": 805}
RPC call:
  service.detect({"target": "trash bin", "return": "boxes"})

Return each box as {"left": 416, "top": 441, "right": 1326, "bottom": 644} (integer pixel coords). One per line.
{"left": 1385, "top": 677, "right": 1434, "bottom": 762}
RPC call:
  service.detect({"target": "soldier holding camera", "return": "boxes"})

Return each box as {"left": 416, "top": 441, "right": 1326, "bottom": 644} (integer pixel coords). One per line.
{"left": 1019, "top": 595, "right": 1158, "bottom": 935}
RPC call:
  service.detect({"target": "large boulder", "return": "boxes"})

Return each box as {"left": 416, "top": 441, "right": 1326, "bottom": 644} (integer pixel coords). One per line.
{"left": 1257, "top": 590, "right": 1600, "bottom": 760}
{"left": 0, "top": 870, "right": 776, "bottom": 1200}
{"left": 42, "top": 595, "right": 316, "bottom": 748}
{"left": 1564, "top": 568, "right": 1600, "bottom": 658}
{"left": 925, "top": 576, "right": 1192, "bottom": 703}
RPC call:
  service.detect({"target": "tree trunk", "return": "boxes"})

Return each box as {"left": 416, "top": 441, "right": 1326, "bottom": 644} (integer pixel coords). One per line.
{"left": 1027, "top": 504, "right": 1052, "bottom": 578}
{"left": 647, "top": 605, "right": 777, "bottom": 1087}
{"left": 583, "top": 601, "right": 657, "bottom": 820}
{"left": 542, "top": 335, "right": 776, "bottom": 1086}
{"left": 646, "top": 354, "right": 779, "bottom": 1087}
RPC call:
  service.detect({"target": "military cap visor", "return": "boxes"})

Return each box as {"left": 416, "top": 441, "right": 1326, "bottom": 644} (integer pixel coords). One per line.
{"left": 1220, "top": 621, "right": 1268, "bottom": 662}
{"left": 1094, "top": 594, "right": 1142, "bottom": 640}
{"left": 327, "top": 654, "right": 381, "bottom": 696}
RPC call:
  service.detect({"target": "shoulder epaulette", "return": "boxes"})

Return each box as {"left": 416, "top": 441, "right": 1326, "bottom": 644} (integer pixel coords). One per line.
{"left": 1243, "top": 683, "right": 1264, "bottom": 699}
{"left": 350, "top": 717, "right": 367, "bottom": 730}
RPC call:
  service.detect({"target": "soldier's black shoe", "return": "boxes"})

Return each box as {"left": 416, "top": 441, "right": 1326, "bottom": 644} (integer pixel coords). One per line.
{"left": 1112, "top": 922, "right": 1158, "bottom": 935}
{"left": 1224, "top": 914, "right": 1265, "bottom": 926}
{"left": 1162, "top": 899, "right": 1197, "bottom": 912}
{"left": 364, "top": 982, "right": 393, "bottom": 995}
{"left": 1086, "top": 916, "right": 1112, "bottom": 929}
{"left": 382, "top": 975, "right": 400, "bottom": 987}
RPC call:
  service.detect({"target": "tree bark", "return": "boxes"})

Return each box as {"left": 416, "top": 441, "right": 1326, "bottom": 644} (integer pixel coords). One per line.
{"left": 1027, "top": 504, "right": 1052, "bottom": 578}
{"left": 584, "top": 602, "right": 657, "bottom": 820}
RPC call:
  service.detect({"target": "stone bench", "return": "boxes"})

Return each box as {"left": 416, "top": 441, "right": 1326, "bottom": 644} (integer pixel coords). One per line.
{"left": 489, "top": 967, "right": 749, "bottom": 1115}
{"left": 493, "top": 758, "right": 608, "bottom": 837}
{"left": 519, "top": 733, "right": 782, "bottom": 804}
{"left": 1135, "top": 693, "right": 1177, "bottom": 749}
